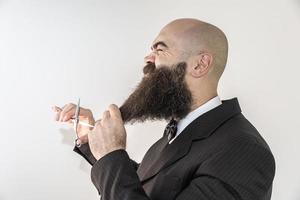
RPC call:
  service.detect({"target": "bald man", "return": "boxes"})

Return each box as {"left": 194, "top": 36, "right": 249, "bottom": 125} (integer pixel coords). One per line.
{"left": 54, "top": 18, "right": 275, "bottom": 200}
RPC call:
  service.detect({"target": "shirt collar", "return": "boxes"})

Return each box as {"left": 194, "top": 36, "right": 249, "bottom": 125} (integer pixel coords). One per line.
{"left": 169, "top": 95, "right": 222, "bottom": 143}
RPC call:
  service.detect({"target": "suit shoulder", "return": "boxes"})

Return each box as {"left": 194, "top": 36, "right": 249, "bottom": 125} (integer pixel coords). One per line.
{"left": 215, "top": 113, "right": 272, "bottom": 151}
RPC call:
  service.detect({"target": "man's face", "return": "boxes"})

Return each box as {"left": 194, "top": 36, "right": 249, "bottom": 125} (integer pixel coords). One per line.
{"left": 117, "top": 27, "right": 194, "bottom": 124}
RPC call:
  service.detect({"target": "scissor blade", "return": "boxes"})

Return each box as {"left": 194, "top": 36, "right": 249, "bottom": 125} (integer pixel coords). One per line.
{"left": 75, "top": 98, "right": 80, "bottom": 121}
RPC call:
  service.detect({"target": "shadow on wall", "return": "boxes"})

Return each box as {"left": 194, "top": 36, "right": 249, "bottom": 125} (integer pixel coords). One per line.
{"left": 59, "top": 128, "right": 91, "bottom": 173}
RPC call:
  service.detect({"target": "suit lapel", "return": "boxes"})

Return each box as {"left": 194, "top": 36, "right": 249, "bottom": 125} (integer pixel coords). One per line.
{"left": 138, "top": 98, "right": 242, "bottom": 183}
{"left": 137, "top": 136, "right": 168, "bottom": 181}
{"left": 139, "top": 130, "right": 192, "bottom": 182}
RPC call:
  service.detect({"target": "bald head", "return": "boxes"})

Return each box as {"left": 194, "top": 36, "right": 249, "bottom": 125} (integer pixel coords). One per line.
{"left": 158, "top": 18, "right": 228, "bottom": 81}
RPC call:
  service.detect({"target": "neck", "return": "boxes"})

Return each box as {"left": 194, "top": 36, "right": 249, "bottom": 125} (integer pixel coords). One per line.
{"left": 190, "top": 90, "right": 218, "bottom": 111}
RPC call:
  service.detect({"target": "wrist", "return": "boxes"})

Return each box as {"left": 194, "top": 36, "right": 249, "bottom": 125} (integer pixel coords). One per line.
{"left": 96, "top": 146, "right": 125, "bottom": 160}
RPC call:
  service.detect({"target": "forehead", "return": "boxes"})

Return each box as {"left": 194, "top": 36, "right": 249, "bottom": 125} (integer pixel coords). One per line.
{"left": 152, "top": 28, "right": 177, "bottom": 48}
{"left": 152, "top": 27, "right": 187, "bottom": 50}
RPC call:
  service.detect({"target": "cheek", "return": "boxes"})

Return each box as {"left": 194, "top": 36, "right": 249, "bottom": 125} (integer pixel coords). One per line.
{"left": 183, "top": 64, "right": 193, "bottom": 78}
{"left": 155, "top": 51, "right": 178, "bottom": 67}
{"left": 183, "top": 72, "right": 195, "bottom": 91}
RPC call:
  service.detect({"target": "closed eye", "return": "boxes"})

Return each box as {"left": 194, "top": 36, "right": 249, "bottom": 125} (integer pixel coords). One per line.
{"left": 151, "top": 41, "right": 168, "bottom": 51}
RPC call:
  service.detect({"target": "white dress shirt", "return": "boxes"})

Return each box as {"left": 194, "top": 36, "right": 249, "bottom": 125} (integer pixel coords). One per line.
{"left": 169, "top": 96, "right": 222, "bottom": 143}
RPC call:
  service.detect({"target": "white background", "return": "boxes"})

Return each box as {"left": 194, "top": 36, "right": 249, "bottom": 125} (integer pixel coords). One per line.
{"left": 0, "top": 0, "right": 299, "bottom": 199}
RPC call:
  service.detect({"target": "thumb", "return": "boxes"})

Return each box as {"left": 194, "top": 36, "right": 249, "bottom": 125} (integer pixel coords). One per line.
{"left": 76, "top": 134, "right": 89, "bottom": 145}
{"left": 108, "top": 104, "right": 122, "bottom": 120}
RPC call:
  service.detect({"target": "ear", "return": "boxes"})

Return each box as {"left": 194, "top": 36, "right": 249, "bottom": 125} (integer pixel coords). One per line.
{"left": 190, "top": 53, "right": 213, "bottom": 78}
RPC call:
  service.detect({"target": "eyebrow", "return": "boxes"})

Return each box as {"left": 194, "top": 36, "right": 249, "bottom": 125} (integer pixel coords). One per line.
{"left": 151, "top": 41, "right": 168, "bottom": 50}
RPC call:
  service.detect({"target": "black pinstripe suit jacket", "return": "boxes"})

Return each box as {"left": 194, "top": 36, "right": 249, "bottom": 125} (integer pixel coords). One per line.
{"left": 73, "top": 98, "right": 275, "bottom": 200}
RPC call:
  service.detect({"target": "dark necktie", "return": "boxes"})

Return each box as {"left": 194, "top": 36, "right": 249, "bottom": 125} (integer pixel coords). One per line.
{"left": 164, "top": 118, "right": 178, "bottom": 142}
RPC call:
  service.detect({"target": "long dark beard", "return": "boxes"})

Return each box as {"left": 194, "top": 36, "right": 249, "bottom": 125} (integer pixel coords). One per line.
{"left": 119, "top": 62, "right": 192, "bottom": 124}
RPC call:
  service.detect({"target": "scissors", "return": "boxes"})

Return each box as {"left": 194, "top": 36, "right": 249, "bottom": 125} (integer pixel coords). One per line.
{"left": 71, "top": 98, "right": 94, "bottom": 147}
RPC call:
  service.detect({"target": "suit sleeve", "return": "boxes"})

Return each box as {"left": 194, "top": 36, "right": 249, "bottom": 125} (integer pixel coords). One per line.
{"left": 91, "top": 150, "right": 149, "bottom": 199}
{"left": 73, "top": 143, "right": 139, "bottom": 169}
{"left": 90, "top": 151, "right": 238, "bottom": 200}
{"left": 73, "top": 143, "right": 97, "bottom": 165}
{"left": 89, "top": 143, "right": 275, "bottom": 200}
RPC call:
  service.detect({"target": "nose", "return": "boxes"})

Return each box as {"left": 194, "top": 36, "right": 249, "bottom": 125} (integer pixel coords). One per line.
{"left": 144, "top": 53, "right": 155, "bottom": 64}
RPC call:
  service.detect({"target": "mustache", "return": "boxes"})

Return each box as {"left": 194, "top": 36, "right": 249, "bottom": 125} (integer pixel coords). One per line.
{"left": 142, "top": 62, "right": 187, "bottom": 81}
{"left": 143, "top": 62, "right": 156, "bottom": 75}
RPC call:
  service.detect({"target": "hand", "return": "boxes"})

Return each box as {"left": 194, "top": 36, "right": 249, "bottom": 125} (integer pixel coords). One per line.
{"left": 52, "top": 103, "right": 95, "bottom": 144}
{"left": 88, "top": 104, "right": 126, "bottom": 160}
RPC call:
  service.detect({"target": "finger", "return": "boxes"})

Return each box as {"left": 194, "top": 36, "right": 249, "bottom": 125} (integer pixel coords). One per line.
{"left": 102, "top": 110, "right": 110, "bottom": 120}
{"left": 108, "top": 104, "right": 122, "bottom": 120}
{"left": 52, "top": 106, "right": 62, "bottom": 121}
{"left": 61, "top": 103, "right": 72, "bottom": 111}
{"left": 62, "top": 109, "right": 76, "bottom": 122}
{"left": 59, "top": 104, "right": 72, "bottom": 121}
{"left": 94, "top": 119, "right": 102, "bottom": 128}
{"left": 59, "top": 103, "right": 76, "bottom": 122}
{"left": 79, "top": 108, "right": 92, "bottom": 118}
{"left": 52, "top": 106, "right": 62, "bottom": 112}
{"left": 77, "top": 134, "right": 89, "bottom": 144}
